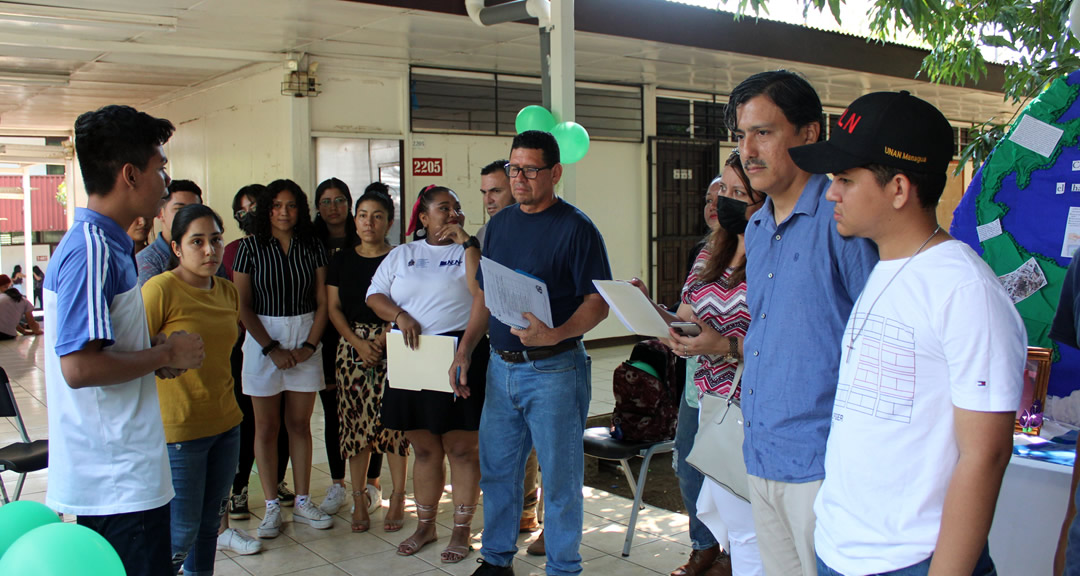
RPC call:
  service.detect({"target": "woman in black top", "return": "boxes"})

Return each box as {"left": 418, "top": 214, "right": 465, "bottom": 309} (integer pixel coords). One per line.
{"left": 233, "top": 179, "right": 332, "bottom": 536}
{"left": 311, "top": 178, "right": 359, "bottom": 516}
{"left": 327, "top": 187, "right": 410, "bottom": 534}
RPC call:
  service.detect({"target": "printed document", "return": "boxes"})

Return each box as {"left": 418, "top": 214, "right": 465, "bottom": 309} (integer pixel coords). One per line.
{"left": 593, "top": 280, "right": 673, "bottom": 339}
{"left": 480, "top": 257, "right": 553, "bottom": 330}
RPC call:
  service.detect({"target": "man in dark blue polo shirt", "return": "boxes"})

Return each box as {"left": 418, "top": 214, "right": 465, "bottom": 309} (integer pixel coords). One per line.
{"left": 451, "top": 130, "right": 611, "bottom": 576}
{"left": 726, "top": 70, "right": 878, "bottom": 575}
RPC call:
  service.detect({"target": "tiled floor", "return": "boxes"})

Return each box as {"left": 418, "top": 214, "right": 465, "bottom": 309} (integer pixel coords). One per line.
{"left": 0, "top": 337, "right": 696, "bottom": 575}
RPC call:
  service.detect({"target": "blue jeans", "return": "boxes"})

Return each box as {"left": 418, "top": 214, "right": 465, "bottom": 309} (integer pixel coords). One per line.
{"left": 816, "top": 544, "right": 996, "bottom": 576}
{"left": 480, "top": 343, "right": 591, "bottom": 576}
{"left": 674, "top": 394, "right": 718, "bottom": 551}
{"left": 169, "top": 426, "right": 242, "bottom": 576}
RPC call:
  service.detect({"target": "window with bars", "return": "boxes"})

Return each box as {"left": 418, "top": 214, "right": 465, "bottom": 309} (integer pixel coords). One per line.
{"left": 656, "top": 97, "right": 728, "bottom": 141}
{"left": 411, "top": 68, "right": 643, "bottom": 141}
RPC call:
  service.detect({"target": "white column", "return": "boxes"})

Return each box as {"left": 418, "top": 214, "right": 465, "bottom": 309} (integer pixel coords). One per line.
{"left": 549, "top": 0, "right": 575, "bottom": 203}
{"left": 21, "top": 167, "right": 33, "bottom": 302}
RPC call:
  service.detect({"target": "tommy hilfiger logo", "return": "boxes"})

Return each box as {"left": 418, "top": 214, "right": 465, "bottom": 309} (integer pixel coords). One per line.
{"left": 837, "top": 109, "right": 862, "bottom": 134}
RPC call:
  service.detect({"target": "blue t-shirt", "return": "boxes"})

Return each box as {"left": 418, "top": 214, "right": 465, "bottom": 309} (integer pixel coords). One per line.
{"left": 740, "top": 174, "right": 878, "bottom": 483}
{"left": 480, "top": 199, "right": 612, "bottom": 352}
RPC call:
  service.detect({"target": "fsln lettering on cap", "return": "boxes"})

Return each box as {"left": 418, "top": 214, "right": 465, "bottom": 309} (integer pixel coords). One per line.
{"left": 837, "top": 109, "right": 862, "bottom": 134}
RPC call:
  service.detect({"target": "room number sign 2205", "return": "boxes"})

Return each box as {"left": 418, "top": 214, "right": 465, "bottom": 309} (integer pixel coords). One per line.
{"left": 412, "top": 158, "right": 443, "bottom": 176}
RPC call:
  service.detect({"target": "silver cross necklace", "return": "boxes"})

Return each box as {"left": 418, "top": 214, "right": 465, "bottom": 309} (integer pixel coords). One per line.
{"left": 845, "top": 225, "right": 941, "bottom": 362}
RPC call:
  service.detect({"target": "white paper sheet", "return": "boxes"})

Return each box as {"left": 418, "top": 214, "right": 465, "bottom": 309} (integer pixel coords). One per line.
{"left": 386, "top": 330, "right": 458, "bottom": 393}
{"left": 593, "top": 280, "right": 673, "bottom": 339}
{"left": 1062, "top": 207, "right": 1080, "bottom": 258}
{"left": 976, "top": 219, "right": 1003, "bottom": 243}
{"left": 480, "top": 257, "right": 553, "bottom": 330}
{"left": 1008, "top": 115, "right": 1063, "bottom": 158}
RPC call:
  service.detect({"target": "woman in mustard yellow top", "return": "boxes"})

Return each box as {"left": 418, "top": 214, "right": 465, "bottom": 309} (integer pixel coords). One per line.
{"left": 143, "top": 204, "right": 246, "bottom": 576}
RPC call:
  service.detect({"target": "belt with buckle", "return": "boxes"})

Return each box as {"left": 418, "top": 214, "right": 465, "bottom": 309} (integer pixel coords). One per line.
{"left": 495, "top": 340, "right": 578, "bottom": 363}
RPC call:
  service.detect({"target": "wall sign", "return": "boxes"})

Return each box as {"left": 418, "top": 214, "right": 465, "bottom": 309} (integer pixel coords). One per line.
{"left": 412, "top": 158, "right": 443, "bottom": 176}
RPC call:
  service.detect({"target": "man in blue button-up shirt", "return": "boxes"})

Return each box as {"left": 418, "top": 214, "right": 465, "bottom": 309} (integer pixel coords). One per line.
{"left": 725, "top": 70, "right": 878, "bottom": 576}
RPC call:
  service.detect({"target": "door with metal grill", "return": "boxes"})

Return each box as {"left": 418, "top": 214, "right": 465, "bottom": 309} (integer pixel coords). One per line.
{"left": 649, "top": 138, "right": 720, "bottom": 307}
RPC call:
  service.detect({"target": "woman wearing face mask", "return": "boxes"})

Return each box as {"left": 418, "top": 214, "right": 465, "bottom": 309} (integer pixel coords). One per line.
{"left": 641, "top": 151, "right": 766, "bottom": 576}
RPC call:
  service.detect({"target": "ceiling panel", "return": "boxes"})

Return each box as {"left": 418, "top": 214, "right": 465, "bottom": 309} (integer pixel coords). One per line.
{"left": 0, "top": 0, "right": 1019, "bottom": 131}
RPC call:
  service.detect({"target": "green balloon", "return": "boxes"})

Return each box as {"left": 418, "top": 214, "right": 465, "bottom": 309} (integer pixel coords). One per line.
{"left": 0, "top": 523, "right": 124, "bottom": 575}
{"left": 0, "top": 501, "right": 61, "bottom": 559}
{"left": 515, "top": 105, "right": 556, "bottom": 133}
{"left": 551, "top": 122, "right": 590, "bottom": 164}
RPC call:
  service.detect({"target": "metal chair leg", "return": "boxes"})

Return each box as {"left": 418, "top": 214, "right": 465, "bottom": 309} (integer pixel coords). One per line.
{"left": 0, "top": 474, "right": 9, "bottom": 504}
{"left": 622, "top": 444, "right": 661, "bottom": 557}
{"left": 13, "top": 472, "right": 25, "bottom": 501}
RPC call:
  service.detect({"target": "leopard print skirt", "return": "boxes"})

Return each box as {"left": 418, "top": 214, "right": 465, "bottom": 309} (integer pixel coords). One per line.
{"left": 335, "top": 322, "right": 409, "bottom": 458}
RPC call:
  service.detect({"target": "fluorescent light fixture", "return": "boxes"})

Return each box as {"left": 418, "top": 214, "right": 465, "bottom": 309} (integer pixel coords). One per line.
{"left": 0, "top": 2, "right": 177, "bottom": 31}
{"left": 0, "top": 71, "right": 69, "bottom": 87}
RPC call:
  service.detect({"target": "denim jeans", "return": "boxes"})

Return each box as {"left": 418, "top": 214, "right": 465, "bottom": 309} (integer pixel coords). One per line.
{"left": 816, "top": 544, "right": 996, "bottom": 576}
{"left": 77, "top": 503, "right": 171, "bottom": 576}
{"left": 169, "top": 425, "right": 242, "bottom": 576}
{"left": 480, "top": 343, "right": 591, "bottom": 576}
{"left": 674, "top": 394, "right": 718, "bottom": 551}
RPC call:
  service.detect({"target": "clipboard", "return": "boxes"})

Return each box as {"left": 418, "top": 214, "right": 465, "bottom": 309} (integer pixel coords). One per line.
{"left": 593, "top": 280, "right": 673, "bottom": 339}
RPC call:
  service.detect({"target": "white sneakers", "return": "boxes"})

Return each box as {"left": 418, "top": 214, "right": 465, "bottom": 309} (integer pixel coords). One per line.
{"left": 258, "top": 504, "right": 282, "bottom": 539}
{"left": 217, "top": 528, "right": 262, "bottom": 555}
{"left": 319, "top": 483, "right": 347, "bottom": 515}
{"left": 366, "top": 483, "right": 381, "bottom": 514}
{"left": 293, "top": 499, "right": 334, "bottom": 530}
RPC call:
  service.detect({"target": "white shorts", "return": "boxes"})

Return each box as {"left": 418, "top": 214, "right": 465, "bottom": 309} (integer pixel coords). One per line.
{"left": 242, "top": 312, "right": 325, "bottom": 397}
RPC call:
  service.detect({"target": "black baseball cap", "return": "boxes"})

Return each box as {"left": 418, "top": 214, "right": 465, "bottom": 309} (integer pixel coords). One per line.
{"left": 789, "top": 91, "right": 953, "bottom": 176}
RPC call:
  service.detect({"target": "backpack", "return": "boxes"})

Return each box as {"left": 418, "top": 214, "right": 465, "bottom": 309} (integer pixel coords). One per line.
{"left": 610, "top": 339, "right": 683, "bottom": 442}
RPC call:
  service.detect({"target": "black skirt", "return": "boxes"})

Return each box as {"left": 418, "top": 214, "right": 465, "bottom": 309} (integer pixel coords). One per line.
{"left": 381, "top": 334, "right": 488, "bottom": 434}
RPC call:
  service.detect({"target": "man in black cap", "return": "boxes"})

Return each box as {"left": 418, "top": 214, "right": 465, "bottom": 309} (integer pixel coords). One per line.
{"left": 790, "top": 91, "right": 1026, "bottom": 575}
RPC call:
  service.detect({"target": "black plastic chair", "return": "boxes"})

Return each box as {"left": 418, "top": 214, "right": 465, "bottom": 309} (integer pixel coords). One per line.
{"left": 0, "top": 366, "right": 48, "bottom": 503}
{"left": 583, "top": 426, "right": 675, "bottom": 557}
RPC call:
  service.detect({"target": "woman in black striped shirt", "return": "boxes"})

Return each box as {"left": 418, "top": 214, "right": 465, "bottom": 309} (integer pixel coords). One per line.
{"left": 233, "top": 179, "right": 333, "bottom": 537}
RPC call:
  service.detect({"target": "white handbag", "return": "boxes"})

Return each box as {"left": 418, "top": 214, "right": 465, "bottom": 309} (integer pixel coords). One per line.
{"left": 685, "top": 363, "right": 750, "bottom": 502}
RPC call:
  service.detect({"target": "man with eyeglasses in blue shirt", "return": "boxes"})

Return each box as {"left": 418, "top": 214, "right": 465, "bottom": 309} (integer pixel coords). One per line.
{"left": 451, "top": 130, "right": 612, "bottom": 576}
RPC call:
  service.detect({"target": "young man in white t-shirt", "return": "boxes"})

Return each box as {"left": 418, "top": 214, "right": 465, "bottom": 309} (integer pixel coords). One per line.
{"left": 45, "top": 105, "right": 205, "bottom": 575}
{"left": 789, "top": 91, "right": 1026, "bottom": 576}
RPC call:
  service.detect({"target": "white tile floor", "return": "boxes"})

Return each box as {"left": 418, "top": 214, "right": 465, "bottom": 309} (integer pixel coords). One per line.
{"left": 0, "top": 337, "right": 696, "bottom": 575}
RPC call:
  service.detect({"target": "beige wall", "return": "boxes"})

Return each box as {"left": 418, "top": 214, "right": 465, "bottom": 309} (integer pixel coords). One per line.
{"left": 148, "top": 68, "right": 298, "bottom": 243}
{"left": 142, "top": 64, "right": 643, "bottom": 340}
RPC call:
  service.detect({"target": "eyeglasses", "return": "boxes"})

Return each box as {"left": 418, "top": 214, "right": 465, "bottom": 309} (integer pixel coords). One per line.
{"left": 318, "top": 196, "right": 349, "bottom": 208}
{"left": 234, "top": 208, "right": 255, "bottom": 220}
{"left": 505, "top": 164, "right": 552, "bottom": 180}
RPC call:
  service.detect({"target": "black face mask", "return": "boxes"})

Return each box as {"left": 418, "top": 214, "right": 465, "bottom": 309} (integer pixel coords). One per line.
{"left": 715, "top": 195, "right": 751, "bottom": 235}
{"left": 237, "top": 213, "right": 255, "bottom": 235}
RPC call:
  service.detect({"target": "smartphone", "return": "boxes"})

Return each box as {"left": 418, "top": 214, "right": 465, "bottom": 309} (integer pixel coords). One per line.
{"left": 670, "top": 322, "right": 701, "bottom": 337}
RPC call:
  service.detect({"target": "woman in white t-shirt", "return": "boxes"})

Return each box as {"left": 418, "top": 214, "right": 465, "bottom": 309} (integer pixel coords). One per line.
{"left": 366, "top": 185, "right": 486, "bottom": 564}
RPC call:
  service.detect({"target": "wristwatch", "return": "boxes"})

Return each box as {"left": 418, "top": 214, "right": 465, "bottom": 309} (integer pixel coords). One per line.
{"left": 462, "top": 236, "right": 480, "bottom": 251}
{"left": 724, "top": 336, "right": 741, "bottom": 363}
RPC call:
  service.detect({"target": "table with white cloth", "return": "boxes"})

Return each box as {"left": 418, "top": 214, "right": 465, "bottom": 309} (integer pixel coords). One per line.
{"left": 988, "top": 436, "right": 1073, "bottom": 575}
